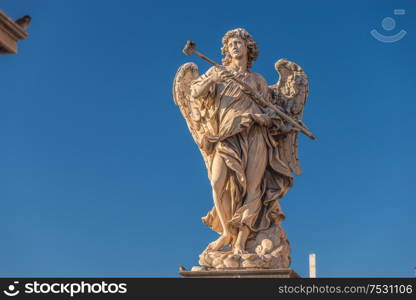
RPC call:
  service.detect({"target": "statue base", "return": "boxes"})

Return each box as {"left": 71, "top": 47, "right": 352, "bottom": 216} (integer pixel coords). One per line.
{"left": 179, "top": 268, "right": 300, "bottom": 278}
{"left": 199, "top": 223, "right": 291, "bottom": 269}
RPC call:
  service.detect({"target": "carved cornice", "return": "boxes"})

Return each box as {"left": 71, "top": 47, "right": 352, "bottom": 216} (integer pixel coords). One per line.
{"left": 0, "top": 10, "right": 28, "bottom": 54}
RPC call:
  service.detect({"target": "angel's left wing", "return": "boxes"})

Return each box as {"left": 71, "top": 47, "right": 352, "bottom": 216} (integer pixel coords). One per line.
{"left": 269, "top": 59, "right": 309, "bottom": 176}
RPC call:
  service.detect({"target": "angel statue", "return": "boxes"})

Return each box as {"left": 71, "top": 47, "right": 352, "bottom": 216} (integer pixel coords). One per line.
{"left": 173, "top": 28, "right": 311, "bottom": 270}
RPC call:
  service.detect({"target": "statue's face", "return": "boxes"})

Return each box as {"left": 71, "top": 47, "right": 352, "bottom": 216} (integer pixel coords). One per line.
{"left": 227, "top": 37, "right": 247, "bottom": 60}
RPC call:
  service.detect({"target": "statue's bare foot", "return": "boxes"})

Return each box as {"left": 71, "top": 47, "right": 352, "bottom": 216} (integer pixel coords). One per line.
{"left": 206, "top": 234, "right": 232, "bottom": 251}
{"left": 233, "top": 247, "right": 248, "bottom": 255}
{"left": 233, "top": 225, "right": 249, "bottom": 255}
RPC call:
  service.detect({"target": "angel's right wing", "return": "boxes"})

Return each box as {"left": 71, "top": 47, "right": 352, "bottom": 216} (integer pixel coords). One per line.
{"left": 173, "top": 62, "right": 213, "bottom": 178}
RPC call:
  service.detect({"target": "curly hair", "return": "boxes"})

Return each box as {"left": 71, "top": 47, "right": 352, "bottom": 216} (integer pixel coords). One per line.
{"left": 221, "top": 28, "right": 259, "bottom": 69}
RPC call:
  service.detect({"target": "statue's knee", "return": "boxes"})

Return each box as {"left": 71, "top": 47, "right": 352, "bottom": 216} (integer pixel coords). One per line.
{"left": 211, "top": 175, "right": 225, "bottom": 190}
{"left": 211, "top": 177, "right": 221, "bottom": 190}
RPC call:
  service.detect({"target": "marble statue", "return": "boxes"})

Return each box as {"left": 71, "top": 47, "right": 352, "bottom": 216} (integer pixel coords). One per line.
{"left": 173, "top": 28, "right": 313, "bottom": 270}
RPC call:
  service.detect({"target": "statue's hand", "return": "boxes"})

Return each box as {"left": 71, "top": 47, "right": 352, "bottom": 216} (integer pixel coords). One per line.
{"left": 252, "top": 114, "right": 273, "bottom": 128}
{"left": 263, "top": 107, "right": 279, "bottom": 119}
{"left": 210, "top": 67, "right": 234, "bottom": 83}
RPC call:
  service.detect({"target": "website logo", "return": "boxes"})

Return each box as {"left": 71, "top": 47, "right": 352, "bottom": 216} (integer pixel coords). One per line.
{"left": 3, "top": 281, "right": 20, "bottom": 297}
{"left": 371, "top": 9, "right": 407, "bottom": 43}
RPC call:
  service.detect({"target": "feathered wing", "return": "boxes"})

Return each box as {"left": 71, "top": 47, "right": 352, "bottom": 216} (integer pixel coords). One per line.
{"left": 173, "top": 62, "right": 213, "bottom": 179}
{"left": 269, "top": 59, "right": 309, "bottom": 176}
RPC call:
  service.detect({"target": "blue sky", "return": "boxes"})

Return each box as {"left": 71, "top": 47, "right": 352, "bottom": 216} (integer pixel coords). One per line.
{"left": 1, "top": 0, "right": 415, "bottom": 277}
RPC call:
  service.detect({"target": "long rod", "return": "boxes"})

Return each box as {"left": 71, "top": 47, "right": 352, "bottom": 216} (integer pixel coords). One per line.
{"left": 191, "top": 49, "right": 316, "bottom": 140}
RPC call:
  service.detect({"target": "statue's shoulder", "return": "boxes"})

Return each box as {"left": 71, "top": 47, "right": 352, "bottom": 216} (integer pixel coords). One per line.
{"left": 204, "top": 66, "right": 216, "bottom": 76}
{"left": 250, "top": 71, "right": 268, "bottom": 86}
{"left": 250, "top": 71, "right": 264, "bottom": 79}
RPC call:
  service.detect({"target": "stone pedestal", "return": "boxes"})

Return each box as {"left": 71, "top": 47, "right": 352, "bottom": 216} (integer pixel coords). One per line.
{"left": 179, "top": 268, "right": 300, "bottom": 278}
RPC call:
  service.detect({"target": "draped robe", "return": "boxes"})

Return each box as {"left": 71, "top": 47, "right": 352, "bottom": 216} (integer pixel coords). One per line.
{"left": 190, "top": 67, "right": 294, "bottom": 237}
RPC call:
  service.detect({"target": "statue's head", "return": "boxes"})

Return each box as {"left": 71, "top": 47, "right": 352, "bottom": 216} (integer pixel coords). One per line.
{"left": 221, "top": 28, "right": 259, "bottom": 69}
